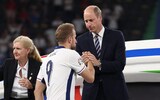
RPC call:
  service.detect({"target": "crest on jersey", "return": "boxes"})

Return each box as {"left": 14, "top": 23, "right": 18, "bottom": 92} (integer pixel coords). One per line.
{"left": 78, "top": 58, "right": 83, "bottom": 65}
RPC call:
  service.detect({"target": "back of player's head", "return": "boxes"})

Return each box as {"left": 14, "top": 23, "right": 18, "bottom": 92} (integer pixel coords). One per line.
{"left": 55, "top": 23, "right": 75, "bottom": 43}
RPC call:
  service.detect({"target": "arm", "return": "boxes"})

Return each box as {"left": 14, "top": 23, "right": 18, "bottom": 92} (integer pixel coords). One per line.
{"left": 85, "top": 31, "right": 125, "bottom": 73}
{"left": 34, "top": 80, "right": 46, "bottom": 100}
{"left": 80, "top": 52, "right": 95, "bottom": 83}
{"left": 0, "top": 60, "right": 6, "bottom": 81}
{"left": 0, "top": 65, "right": 4, "bottom": 81}
{"left": 101, "top": 31, "right": 126, "bottom": 73}
{"left": 81, "top": 51, "right": 101, "bottom": 68}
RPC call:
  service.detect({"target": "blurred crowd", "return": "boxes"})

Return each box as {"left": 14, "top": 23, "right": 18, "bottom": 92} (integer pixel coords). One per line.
{"left": 0, "top": 0, "right": 157, "bottom": 66}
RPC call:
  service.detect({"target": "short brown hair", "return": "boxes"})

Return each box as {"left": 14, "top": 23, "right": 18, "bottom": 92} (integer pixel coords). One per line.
{"left": 55, "top": 23, "right": 75, "bottom": 43}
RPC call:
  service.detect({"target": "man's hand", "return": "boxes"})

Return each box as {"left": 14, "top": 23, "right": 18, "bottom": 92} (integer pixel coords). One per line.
{"left": 87, "top": 52, "right": 101, "bottom": 67}
{"left": 81, "top": 51, "right": 90, "bottom": 64}
{"left": 82, "top": 52, "right": 101, "bottom": 67}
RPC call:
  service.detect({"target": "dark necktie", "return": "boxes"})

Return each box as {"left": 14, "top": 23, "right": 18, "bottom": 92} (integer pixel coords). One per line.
{"left": 94, "top": 34, "right": 101, "bottom": 58}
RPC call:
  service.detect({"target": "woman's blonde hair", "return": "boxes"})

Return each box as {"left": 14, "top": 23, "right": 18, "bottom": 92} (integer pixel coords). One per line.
{"left": 13, "top": 35, "right": 42, "bottom": 62}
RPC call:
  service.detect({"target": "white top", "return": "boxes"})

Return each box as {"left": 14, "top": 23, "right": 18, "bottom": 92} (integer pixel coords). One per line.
{"left": 37, "top": 47, "right": 86, "bottom": 100}
{"left": 12, "top": 61, "right": 28, "bottom": 98}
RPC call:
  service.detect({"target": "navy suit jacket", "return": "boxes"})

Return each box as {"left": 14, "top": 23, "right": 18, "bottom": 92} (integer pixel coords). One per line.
{"left": 0, "top": 58, "right": 41, "bottom": 100}
{"left": 76, "top": 28, "right": 129, "bottom": 100}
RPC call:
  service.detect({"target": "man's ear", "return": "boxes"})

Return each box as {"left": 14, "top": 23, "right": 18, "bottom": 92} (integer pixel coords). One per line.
{"left": 68, "top": 36, "right": 72, "bottom": 43}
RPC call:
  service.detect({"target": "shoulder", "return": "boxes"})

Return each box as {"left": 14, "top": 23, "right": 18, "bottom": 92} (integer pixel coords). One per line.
{"left": 48, "top": 48, "right": 80, "bottom": 58}
{"left": 105, "top": 27, "right": 124, "bottom": 39}
{"left": 61, "top": 49, "right": 80, "bottom": 59}
{"left": 77, "top": 32, "right": 91, "bottom": 40}
{"left": 63, "top": 49, "right": 80, "bottom": 56}
{"left": 3, "top": 58, "right": 16, "bottom": 64}
{"left": 29, "top": 58, "right": 42, "bottom": 66}
{"left": 1, "top": 58, "right": 17, "bottom": 69}
{"left": 105, "top": 27, "right": 123, "bottom": 35}
{"left": 5, "top": 58, "right": 15, "bottom": 61}
{"left": 69, "top": 50, "right": 80, "bottom": 56}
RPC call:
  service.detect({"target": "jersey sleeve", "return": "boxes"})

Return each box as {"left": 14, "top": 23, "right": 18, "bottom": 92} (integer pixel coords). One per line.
{"left": 37, "top": 65, "right": 43, "bottom": 82}
{"left": 69, "top": 50, "right": 86, "bottom": 75}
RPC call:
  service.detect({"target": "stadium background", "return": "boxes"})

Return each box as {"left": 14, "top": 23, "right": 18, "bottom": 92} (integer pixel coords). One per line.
{"left": 0, "top": 0, "right": 160, "bottom": 100}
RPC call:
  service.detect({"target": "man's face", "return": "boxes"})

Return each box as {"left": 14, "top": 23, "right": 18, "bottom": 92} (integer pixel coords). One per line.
{"left": 84, "top": 9, "right": 102, "bottom": 34}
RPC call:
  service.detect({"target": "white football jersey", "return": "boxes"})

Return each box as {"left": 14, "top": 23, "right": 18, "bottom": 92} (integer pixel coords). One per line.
{"left": 37, "top": 47, "right": 86, "bottom": 100}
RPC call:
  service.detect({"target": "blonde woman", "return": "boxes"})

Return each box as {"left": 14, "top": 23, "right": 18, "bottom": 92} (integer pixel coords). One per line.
{"left": 0, "top": 35, "right": 42, "bottom": 100}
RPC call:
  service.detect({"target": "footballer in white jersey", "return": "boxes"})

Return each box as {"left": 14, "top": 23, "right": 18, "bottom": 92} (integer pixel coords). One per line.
{"left": 37, "top": 46, "right": 86, "bottom": 100}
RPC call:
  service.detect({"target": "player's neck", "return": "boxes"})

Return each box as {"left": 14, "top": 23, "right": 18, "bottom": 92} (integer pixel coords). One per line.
{"left": 58, "top": 43, "right": 70, "bottom": 49}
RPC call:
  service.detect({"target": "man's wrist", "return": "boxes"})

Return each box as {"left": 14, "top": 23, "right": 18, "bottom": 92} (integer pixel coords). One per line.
{"left": 98, "top": 60, "right": 101, "bottom": 67}
{"left": 97, "top": 60, "right": 102, "bottom": 70}
{"left": 94, "top": 60, "right": 101, "bottom": 67}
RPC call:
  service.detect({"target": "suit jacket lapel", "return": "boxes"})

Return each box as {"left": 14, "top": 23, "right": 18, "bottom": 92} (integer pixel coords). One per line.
{"left": 28, "top": 58, "right": 33, "bottom": 80}
{"left": 100, "top": 28, "right": 109, "bottom": 59}
{"left": 9, "top": 60, "right": 18, "bottom": 88}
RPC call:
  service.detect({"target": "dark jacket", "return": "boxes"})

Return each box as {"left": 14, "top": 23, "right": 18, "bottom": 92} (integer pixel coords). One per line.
{"left": 76, "top": 28, "right": 129, "bottom": 100}
{"left": 0, "top": 58, "right": 41, "bottom": 100}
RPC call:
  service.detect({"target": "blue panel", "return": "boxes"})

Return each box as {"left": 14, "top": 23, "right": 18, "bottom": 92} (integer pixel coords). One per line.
{"left": 126, "top": 48, "right": 160, "bottom": 58}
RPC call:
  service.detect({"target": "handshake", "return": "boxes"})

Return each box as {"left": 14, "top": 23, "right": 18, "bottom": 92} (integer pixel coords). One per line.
{"left": 81, "top": 51, "right": 101, "bottom": 67}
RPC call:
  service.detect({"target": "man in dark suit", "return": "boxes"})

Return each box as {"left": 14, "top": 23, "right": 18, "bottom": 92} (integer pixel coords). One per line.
{"left": 76, "top": 5, "right": 129, "bottom": 100}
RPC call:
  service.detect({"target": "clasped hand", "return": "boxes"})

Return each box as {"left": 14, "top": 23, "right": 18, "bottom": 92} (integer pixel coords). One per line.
{"left": 81, "top": 51, "right": 101, "bottom": 67}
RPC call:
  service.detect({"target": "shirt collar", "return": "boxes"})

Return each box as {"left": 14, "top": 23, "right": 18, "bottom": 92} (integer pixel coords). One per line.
{"left": 18, "top": 60, "right": 28, "bottom": 70}
{"left": 54, "top": 46, "right": 65, "bottom": 49}
{"left": 92, "top": 26, "right": 105, "bottom": 38}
